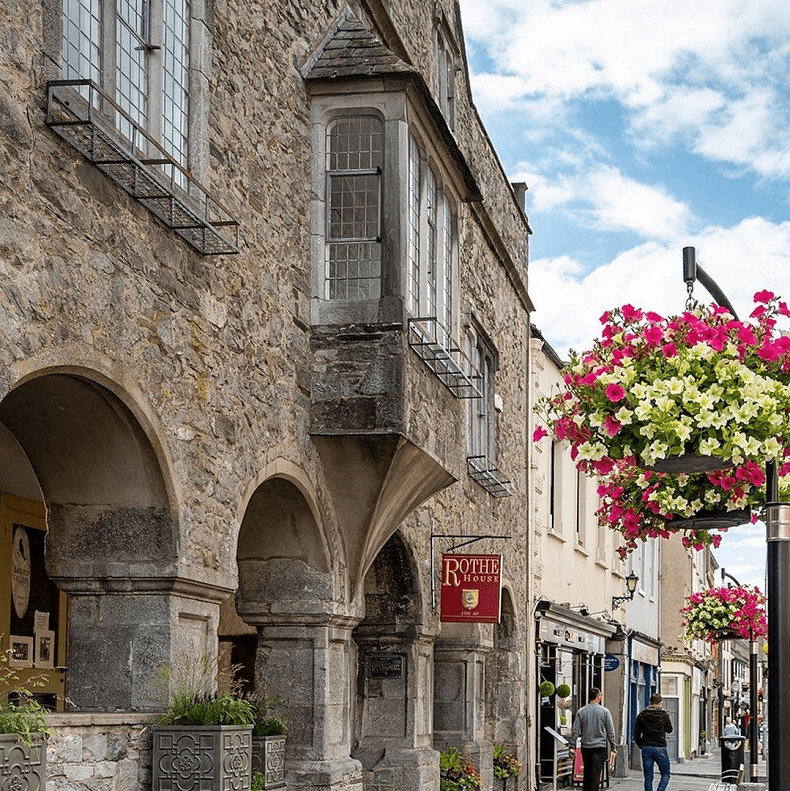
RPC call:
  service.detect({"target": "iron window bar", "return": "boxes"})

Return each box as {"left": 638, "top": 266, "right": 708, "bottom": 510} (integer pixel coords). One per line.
{"left": 466, "top": 455, "right": 513, "bottom": 497}
{"left": 407, "top": 317, "right": 483, "bottom": 398}
{"left": 46, "top": 80, "right": 239, "bottom": 256}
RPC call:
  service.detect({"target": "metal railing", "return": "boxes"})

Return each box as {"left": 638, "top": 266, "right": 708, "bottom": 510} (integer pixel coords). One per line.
{"left": 46, "top": 80, "right": 239, "bottom": 255}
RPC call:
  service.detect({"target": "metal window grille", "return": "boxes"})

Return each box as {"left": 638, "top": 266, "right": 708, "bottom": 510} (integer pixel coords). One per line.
{"left": 408, "top": 317, "right": 482, "bottom": 399}
{"left": 47, "top": 80, "right": 239, "bottom": 255}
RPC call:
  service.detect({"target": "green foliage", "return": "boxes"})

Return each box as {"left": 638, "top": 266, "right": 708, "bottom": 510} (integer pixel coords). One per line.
{"left": 538, "top": 681, "right": 555, "bottom": 697}
{"left": 149, "top": 655, "right": 255, "bottom": 727}
{"left": 493, "top": 744, "right": 521, "bottom": 780}
{"left": 0, "top": 638, "right": 53, "bottom": 744}
{"left": 251, "top": 771, "right": 265, "bottom": 790}
{"left": 556, "top": 684, "right": 571, "bottom": 698}
{"left": 247, "top": 693, "right": 288, "bottom": 737}
{"left": 439, "top": 747, "right": 481, "bottom": 791}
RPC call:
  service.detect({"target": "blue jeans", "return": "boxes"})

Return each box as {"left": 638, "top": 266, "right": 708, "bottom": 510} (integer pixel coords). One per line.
{"left": 641, "top": 746, "right": 671, "bottom": 791}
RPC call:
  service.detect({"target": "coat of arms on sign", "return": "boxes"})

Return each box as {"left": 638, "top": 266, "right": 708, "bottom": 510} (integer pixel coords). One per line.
{"left": 462, "top": 589, "right": 479, "bottom": 610}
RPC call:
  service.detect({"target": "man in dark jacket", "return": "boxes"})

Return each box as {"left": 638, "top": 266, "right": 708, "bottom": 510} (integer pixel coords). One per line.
{"left": 634, "top": 693, "right": 673, "bottom": 791}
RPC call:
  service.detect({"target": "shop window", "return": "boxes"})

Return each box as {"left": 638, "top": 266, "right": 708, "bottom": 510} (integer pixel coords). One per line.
{"left": 1, "top": 494, "right": 67, "bottom": 710}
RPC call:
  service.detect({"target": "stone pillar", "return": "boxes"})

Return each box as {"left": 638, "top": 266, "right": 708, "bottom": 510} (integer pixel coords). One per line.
{"left": 54, "top": 578, "right": 227, "bottom": 711}
{"left": 255, "top": 616, "right": 364, "bottom": 791}
{"left": 351, "top": 630, "right": 439, "bottom": 791}
{"left": 433, "top": 631, "right": 493, "bottom": 790}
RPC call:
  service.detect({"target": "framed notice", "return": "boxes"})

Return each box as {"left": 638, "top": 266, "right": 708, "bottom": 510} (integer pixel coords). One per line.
{"left": 35, "top": 630, "right": 55, "bottom": 669}
{"left": 9, "top": 635, "right": 34, "bottom": 668}
{"left": 440, "top": 554, "right": 503, "bottom": 623}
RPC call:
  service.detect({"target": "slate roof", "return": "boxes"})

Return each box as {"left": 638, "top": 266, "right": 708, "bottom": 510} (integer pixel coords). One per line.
{"left": 304, "top": 10, "right": 417, "bottom": 81}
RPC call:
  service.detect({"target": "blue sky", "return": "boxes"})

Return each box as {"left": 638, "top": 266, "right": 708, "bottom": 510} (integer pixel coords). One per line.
{"left": 456, "top": 0, "right": 790, "bottom": 589}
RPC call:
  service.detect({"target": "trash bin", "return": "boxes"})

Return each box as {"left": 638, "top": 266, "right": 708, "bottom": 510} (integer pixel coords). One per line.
{"left": 719, "top": 734, "right": 747, "bottom": 783}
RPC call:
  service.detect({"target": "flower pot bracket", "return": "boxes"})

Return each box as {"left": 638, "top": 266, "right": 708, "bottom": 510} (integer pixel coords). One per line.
{"left": 641, "top": 453, "right": 734, "bottom": 474}
{"left": 666, "top": 507, "right": 751, "bottom": 531}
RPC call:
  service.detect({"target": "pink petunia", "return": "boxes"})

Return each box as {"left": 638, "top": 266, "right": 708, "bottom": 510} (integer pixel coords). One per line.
{"left": 621, "top": 305, "right": 643, "bottom": 322}
{"left": 605, "top": 383, "right": 626, "bottom": 402}
{"left": 603, "top": 415, "right": 622, "bottom": 437}
{"left": 532, "top": 426, "right": 548, "bottom": 443}
{"left": 662, "top": 342, "right": 677, "bottom": 358}
{"left": 643, "top": 325, "right": 663, "bottom": 345}
{"left": 754, "top": 290, "right": 775, "bottom": 303}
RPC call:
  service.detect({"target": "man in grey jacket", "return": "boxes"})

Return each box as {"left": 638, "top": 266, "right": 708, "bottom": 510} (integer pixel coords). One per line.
{"left": 572, "top": 687, "right": 617, "bottom": 791}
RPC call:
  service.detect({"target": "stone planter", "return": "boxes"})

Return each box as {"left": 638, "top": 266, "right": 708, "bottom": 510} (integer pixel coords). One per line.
{"left": 251, "top": 734, "right": 286, "bottom": 788}
{"left": 152, "top": 724, "right": 253, "bottom": 791}
{"left": 0, "top": 734, "right": 47, "bottom": 791}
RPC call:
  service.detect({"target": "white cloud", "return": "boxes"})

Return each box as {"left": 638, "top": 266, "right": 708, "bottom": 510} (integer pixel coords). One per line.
{"left": 459, "top": 0, "right": 790, "bottom": 179}
{"left": 529, "top": 216, "right": 790, "bottom": 356}
{"left": 516, "top": 165, "right": 695, "bottom": 239}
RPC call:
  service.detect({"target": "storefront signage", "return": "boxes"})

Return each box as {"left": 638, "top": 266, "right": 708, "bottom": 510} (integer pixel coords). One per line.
{"left": 11, "top": 525, "right": 31, "bottom": 619}
{"left": 604, "top": 654, "right": 620, "bottom": 671}
{"left": 440, "top": 554, "right": 502, "bottom": 623}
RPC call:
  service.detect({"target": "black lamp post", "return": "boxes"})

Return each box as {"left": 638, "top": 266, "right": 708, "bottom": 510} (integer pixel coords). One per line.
{"left": 721, "top": 567, "right": 760, "bottom": 782}
{"left": 612, "top": 571, "right": 639, "bottom": 611}
{"left": 682, "top": 248, "right": 788, "bottom": 789}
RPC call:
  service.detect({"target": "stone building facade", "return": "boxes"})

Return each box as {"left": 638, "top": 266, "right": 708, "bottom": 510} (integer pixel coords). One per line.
{"left": 0, "top": 0, "right": 533, "bottom": 790}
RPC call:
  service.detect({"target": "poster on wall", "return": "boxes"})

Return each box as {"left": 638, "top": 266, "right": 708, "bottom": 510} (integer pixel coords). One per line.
{"left": 440, "top": 554, "right": 502, "bottom": 623}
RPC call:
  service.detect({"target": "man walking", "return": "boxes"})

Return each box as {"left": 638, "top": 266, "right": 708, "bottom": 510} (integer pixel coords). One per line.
{"left": 572, "top": 687, "right": 617, "bottom": 791}
{"left": 634, "top": 693, "right": 673, "bottom": 791}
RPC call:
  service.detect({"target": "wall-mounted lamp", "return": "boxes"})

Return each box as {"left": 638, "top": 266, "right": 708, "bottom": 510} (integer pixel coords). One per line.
{"left": 612, "top": 572, "right": 639, "bottom": 611}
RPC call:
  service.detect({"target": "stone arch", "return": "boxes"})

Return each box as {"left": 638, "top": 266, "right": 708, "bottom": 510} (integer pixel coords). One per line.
{"left": 351, "top": 530, "right": 437, "bottom": 789}
{"left": 234, "top": 463, "right": 334, "bottom": 626}
{"left": 0, "top": 368, "right": 179, "bottom": 710}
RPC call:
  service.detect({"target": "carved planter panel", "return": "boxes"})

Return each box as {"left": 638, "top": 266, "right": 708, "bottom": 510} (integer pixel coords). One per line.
{"left": 251, "top": 735, "right": 285, "bottom": 789}
{"left": 152, "top": 725, "right": 252, "bottom": 791}
{"left": 0, "top": 735, "right": 46, "bottom": 791}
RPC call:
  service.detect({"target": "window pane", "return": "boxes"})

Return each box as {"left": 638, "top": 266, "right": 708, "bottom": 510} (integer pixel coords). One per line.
{"left": 407, "top": 137, "right": 421, "bottom": 313}
{"left": 62, "top": 0, "right": 101, "bottom": 92}
{"left": 162, "top": 0, "right": 190, "bottom": 168}
{"left": 325, "top": 116, "right": 383, "bottom": 301}
{"left": 116, "top": 0, "right": 149, "bottom": 135}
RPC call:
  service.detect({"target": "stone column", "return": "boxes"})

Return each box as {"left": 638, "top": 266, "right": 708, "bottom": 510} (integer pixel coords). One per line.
{"left": 433, "top": 630, "right": 494, "bottom": 790}
{"left": 351, "top": 630, "right": 439, "bottom": 790}
{"left": 254, "top": 615, "right": 364, "bottom": 791}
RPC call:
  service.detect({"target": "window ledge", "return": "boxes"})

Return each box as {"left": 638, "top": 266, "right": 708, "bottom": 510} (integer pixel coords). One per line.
{"left": 408, "top": 317, "right": 482, "bottom": 398}
{"left": 46, "top": 80, "right": 239, "bottom": 256}
{"left": 466, "top": 455, "right": 513, "bottom": 497}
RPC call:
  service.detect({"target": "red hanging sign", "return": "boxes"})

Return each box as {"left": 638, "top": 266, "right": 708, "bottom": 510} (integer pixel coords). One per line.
{"left": 440, "top": 554, "right": 502, "bottom": 623}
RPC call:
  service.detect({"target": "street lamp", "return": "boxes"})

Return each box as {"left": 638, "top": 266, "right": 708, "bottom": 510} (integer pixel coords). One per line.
{"left": 612, "top": 571, "right": 639, "bottom": 611}
{"left": 683, "top": 247, "right": 788, "bottom": 789}
{"left": 722, "top": 567, "right": 760, "bottom": 783}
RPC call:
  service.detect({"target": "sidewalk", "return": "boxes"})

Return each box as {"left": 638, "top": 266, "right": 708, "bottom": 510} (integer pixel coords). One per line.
{"left": 604, "top": 749, "right": 767, "bottom": 791}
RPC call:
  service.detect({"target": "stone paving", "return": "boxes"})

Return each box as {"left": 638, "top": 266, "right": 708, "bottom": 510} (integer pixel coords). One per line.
{"left": 602, "top": 750, "right": 768, "bottom": 791}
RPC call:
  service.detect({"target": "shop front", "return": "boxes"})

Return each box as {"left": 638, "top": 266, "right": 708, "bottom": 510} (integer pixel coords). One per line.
{"left": 535, "top": 602, "right": 617, "bottom": 787}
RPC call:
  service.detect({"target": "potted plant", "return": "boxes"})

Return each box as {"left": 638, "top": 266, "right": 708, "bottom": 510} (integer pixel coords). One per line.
{"left": 538, "top": 680, "right": 555, "bottom": 699}
{"left": 0, "top": 639, "right": 52, "bottom": 791}
{"left": 248, "top": 694, "right": 287, "bottom": 789}
{"left": 149, "top": 655, "right": 255, "bottom": 791}
{"left": 493, "top": 743, "right": 521, "bottom": 789}
{"left": 681, "top": 585, "right": 768, "bottom": 643}
{"left": 439, "top": 747, "right": 481, "bottom": 790}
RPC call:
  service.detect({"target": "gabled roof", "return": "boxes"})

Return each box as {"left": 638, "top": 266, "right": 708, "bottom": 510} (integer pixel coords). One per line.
{"left": 303, "top": 8, "right": 417, "bottom": 81}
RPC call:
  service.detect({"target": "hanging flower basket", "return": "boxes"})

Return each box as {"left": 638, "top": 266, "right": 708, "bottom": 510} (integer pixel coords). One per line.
{"left": 596, "top": 460, "right": 765, "bottom": 557}
{"left": 534, "top": 292, "right": 790, "bottom": 473}
{"left": 681, "top": 585, "right": 767, "bottom": 643}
